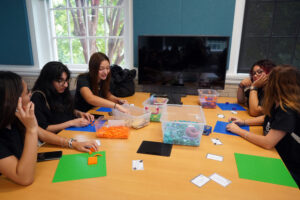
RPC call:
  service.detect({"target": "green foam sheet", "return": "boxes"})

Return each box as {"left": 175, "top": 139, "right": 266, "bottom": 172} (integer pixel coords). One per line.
{"left": 234, "top": 153, "right": 298, "bottom": 188}
{"left": 53, "top": 151, "right": 107, "bottom": 183}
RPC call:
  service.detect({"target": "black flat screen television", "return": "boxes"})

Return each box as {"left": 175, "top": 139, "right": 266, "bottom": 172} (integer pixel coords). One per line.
{"left": 138, "top": 35, "right": 229, "bottom": 104}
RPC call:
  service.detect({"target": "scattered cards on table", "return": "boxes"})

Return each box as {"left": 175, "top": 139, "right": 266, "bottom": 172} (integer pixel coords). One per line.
{"left": 191, "top": 174, "right": 210, "bottom": 187}
{"left": 217, "top": 114, "right": 225, "bottom": 118}
{"left": 206, "top": 153, "right": 224, "bottom": 162}
{"left": 211, "top": 138, "right": 223, "bottom": 145}
{"left": 209, "top": 173, "right": 231, "bottom": 187}
{"left": 132, "top": 160, "right": 144, "bottom": 170}
{"left": 191, "top": 173, "right": 231, "bottom": 188}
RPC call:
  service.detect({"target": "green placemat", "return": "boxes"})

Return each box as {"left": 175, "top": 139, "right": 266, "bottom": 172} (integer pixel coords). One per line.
{"left": 53, "top": 151, "right": 107, "bottom": 183}
{"left": 234, "top": 153, "right": 298, "bottom": 188}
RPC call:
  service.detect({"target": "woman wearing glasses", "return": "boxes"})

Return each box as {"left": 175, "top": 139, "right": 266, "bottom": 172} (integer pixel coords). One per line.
{"left": 31, "top": 62, "right": 94, "bottom": 133}
{"left": 0, "top": 71, "right": 98, "bottom": 185}
{"left": 237, "top": 59, "right": 276, "bottom": 116}
{"left": 75, "top": 52, "right": 127, "bottom": 113}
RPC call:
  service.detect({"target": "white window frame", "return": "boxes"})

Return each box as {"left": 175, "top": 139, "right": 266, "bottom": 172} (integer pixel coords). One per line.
{"left": 47, "top": 0, "right": 132, "bottom": 70}
{"left": 0, "top": 0, "right": 133, "bottom": 76}
{"left": 226, "top": 0, "right": 248, "bottom": 84}
{"left": 0, "top": 0, "right": 245, "bottom": 84}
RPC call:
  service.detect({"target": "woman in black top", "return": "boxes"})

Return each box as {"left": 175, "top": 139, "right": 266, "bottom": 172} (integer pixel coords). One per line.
{"left": 0, "top": 71, "right": 98, "bottom": 185}
{"left": 31, "top": 62, "right": 94, "bottom": 133}
{"left": 237, "top": 59, "right": 276, "bottom": 116}
{"left": 75, "top": 52, "right": 127, "bottom": 113}
{"left": 227, "top": 65, "right": 300, "bottom": 187}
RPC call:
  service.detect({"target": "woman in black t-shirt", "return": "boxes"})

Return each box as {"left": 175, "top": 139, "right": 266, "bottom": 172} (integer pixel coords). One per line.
{"left": 75, "top": 52, "right": 127, "bottom": 113}
{"left": 0, "top": 71, "right": 98, "bottom": 185}
{"left": 237, "top": 59, "right": 276, "bottom": 117}
{"left": 31, "top": 62, "right": 94, "bottom": 133}
{"left": 227, "top": 65, "right": 300, "bottom": 187}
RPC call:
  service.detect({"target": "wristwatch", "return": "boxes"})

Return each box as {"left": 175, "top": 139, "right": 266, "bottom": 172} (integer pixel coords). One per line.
{"left": 249, "top": 86, "right": 258, "bottom": 91}
{"left": 68, "top": 138, "right": 77, "bottom": 149}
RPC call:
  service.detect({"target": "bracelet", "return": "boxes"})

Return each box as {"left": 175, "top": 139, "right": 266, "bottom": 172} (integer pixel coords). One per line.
{"left": 68, "top": 138, "right": 77, "bottom": 149}
{"left": 250, "top": 86, "right": 258, "bottom": 91}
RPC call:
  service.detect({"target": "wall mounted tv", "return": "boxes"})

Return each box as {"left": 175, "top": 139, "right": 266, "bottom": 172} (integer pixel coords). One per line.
{"left": 138, "top": 35, "right": 229, "bottom": 97}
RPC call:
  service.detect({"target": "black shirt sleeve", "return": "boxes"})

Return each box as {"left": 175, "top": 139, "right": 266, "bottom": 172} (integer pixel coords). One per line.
{"left": 75, "top": 74, "right": 94, "bottom": 112}
{"left": 31, "top": 92, "right": 51, "bottom": 129}
{"left": 0, "top": 127, "right": 24, "bottom": 160}
{"left": 77, "top": 74, "right": 91, "bottom": 89}
{"left": 0, "top": 140, "right": 13, "bottom": 159}
{"left": 270, "top": 107, "right": 297, "bottom": 133}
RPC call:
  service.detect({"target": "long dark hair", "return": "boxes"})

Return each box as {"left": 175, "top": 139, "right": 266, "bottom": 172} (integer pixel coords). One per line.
{"left": 0, "top": 71, "right": 24, "bottom": 132}
{"left": 249, "top": 59, "right": 276, "bottom": 82}
{"left": 263, "top": 65, "right": 300, "bottom": 116}
{"left": 80, "top": 52, "right": 111, "bottom": 98}
{"left": 32, "top": 61, "right": 73, "bottom": 113}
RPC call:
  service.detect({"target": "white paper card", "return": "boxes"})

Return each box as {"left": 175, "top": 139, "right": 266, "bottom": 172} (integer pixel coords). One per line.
{"left": 206, "top": 153, "right": 223, "bottom": 162}
{"left": 191, "top": 174, "right": 210, "bottom": 187}
{"left": 132, "top": 160, "right": 144, "bottom": 170}
{"left": 217, "top": 114, "right": 225, "bottom": 118}
{"left": 95, "top": 140, "right": 101, "bottom": 146}
{"left": 211, "top": 138, "right": 223, "bottom": 145}
{"left": 209, "top": 173, "right": 231, "bottom": 187}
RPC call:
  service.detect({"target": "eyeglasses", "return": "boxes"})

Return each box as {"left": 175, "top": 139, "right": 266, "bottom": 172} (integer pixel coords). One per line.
{"left": 252, "top": 69, "right": 264, "bottom": 76}
{"left": 56, "top": 79, "right": 69, "bottom": 86}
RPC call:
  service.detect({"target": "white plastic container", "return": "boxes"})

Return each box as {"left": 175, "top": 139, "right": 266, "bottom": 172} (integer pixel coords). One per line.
{"left": 198, "top": 89, "right": 219, "bottom": 109}
{"left": 112, "top": 104, "right": 151, "bottom": 129}
{"left": 142, "top": 96, "right": 168, "bottom": 122}
{"left": 160, "top": 105, "right": 206, "bottom": 146}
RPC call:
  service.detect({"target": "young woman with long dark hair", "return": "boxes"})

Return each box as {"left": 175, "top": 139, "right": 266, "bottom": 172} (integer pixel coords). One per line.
{"left": 31, "top": 62, "right": 94, "bottom": 133}
{"left": 0, "top": 71, "right": 98, "bottom": 185}
{"left": 75, "top": 52, "right": 127, "bottom": 113}
{"left": 228, "top": 65, "right": 300, "bottom": 187}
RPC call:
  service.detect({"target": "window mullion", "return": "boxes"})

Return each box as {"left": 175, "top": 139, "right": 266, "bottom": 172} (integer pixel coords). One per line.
{"left": 85, "top": 0, "right": 90, "bottom": 61}
{"left": 67, "top": 0, "right": 73, "bottom": 64}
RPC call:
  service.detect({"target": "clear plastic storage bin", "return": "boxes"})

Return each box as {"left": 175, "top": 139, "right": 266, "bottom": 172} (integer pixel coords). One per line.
{"left": 142, "top": 96, "right": 168, "bottom": 122}
{"left": 160, "top": 105, "right": 206, "bottom": 146}
{"left": 112, "top": 104, "right": 151, "bottom": 129}
{"left": 198, "top": 89, "right": 219, "bottom": 109}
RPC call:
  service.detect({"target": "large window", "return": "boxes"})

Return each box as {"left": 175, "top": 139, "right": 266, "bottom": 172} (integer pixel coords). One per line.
{"left": 48, "top": 0, "right": 127, "bottom": 66}
{"left": 238, "top": 0, "right": 300, "bottom": 73}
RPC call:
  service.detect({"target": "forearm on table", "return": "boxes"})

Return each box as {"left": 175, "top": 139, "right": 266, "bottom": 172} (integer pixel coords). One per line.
{"left": 46, "top": 121, "right": 73, "bottom": 133}
{"left": 106, "top": 92, "right": 120, "bottom": 103}
{"left": 87, "top": 95, "right": 117, "bottom": 108}
{"left": 38, "top": 127, "right": 68, "bottom": 146}
{"left": 244, "top": 115, "right": 265, "bottom": 126}
{"left": 236, "top": 128, "right": 285, "bottom": 150}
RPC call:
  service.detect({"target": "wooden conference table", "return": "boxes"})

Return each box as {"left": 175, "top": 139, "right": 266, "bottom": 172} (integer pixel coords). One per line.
{"left": 0, "top": 92, "right": 299, "bottom": 200}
